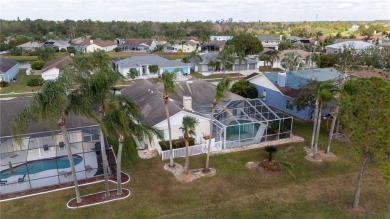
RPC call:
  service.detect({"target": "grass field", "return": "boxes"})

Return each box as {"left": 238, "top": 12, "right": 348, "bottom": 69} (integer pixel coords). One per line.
{"left": 0, "top": 69, "right": 42, "bottom": 94}
{"left": 1, "top": 122, "right": 389, "bottom": 218}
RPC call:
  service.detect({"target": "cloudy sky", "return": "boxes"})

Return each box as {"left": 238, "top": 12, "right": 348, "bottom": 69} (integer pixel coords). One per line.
{"left": 0, "top": 0, "right": 389, "bottom": 22}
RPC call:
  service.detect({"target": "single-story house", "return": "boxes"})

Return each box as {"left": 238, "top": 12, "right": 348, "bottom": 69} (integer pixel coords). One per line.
{"left": 257, "top": 35, "right": 281, "bottom": 50}
{"left": 121, "top": 79, "right": 293, "bottom": 153}
{"left": 201, "top": 41, "right": 226, "bottom": 52}
{"left": 40, "top": 56, "right": 73, "bottom": 81}
{"left": 0, "top": 97, "right": 111, "bottom": 194}
{"left": 16, "top": 41, "right": 42, "bottom": 51}
{"left": 210, "top": 36, "right": 233, "bottom": 41}
{"left": 112, "top": 54, "right": 191, "bottom": 78}
{"left": 325, "top": 41, "right": 375, "bottom": 54}
{"left": 190, "top": 52, "right": 258, "bottom": 74}
{"left": 70, "top": 39, "right": 117, "bottom": 53}
{"left": 120, "top": 39, "right": 157, "bottom": 52}
{"left": 248, "top": 68, "right": 345, "bottom": 120}
{"left": 272, "top": 50, "right": 316, "bottom": 69}
{"left": 41, "top": 40, "right": 71, "bottom": 51}
{"left": 163, "top": 39, "right": 200, "bottom": 53}
{"left": 0, "top": 57, "right": 19, "bottom": 82}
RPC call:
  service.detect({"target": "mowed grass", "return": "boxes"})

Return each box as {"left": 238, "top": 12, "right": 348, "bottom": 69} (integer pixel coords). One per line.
{"left": 0, "top": 69, "right": 42, "bottom": 94}
{"left": 1, "top": 122, "right": 389, "bottom": 218}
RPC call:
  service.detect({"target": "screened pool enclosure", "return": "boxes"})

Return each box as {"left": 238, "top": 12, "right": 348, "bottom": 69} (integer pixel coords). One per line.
{"left": 213, "top": 99, "right": 293, "bottom": 149}
{"left": 0, "top": 125, "right": 111, "bottom": 195}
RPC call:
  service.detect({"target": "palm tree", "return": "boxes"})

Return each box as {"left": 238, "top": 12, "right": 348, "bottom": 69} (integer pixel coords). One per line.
{"left": 324, "top": 104, "right": 339, "bottom": 154}
{"left": 187, "top": 49, "right": 202, "bottom": 64}
{"left": 312, "top": 81, "right": 337, "bottom": 159}
{"left": 180, "top": 40, "right": 186, "bottom": 60}
{"left": 269, "top": 50, "right": 280, "bottom": 68}
{"left": 180, "top": 116, "right": 199, "bottom": 174}
{"left": 236, "top": 51, "right": 246, "bottom": 73}
{"left": 264, "top": 145, "right": 278, "bottom": 161}
{"left": 204, "top": 77, "right": 231, "bottom": 172}
{"left": 281, "top": 52, "right": 301, "bottom": 71}
{"left": 12, "top": 79, "right": 83, "bottom": 203}
{"left": 218, "top": 45, "right": 235, "bottom": 73}
{"left": 161, "top": 70, "right": 177, "bottom": 167}
{"left": 103, "top": 95, "right": 160, "bottom": 195}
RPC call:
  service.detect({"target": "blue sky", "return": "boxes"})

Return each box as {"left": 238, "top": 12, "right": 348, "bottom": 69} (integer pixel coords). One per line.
{"left": 1, "top": 0, "right": 389, "bottom": 21}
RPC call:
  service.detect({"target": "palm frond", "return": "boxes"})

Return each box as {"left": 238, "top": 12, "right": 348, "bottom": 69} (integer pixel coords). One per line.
{"left": 215, "top": 76, "right": 231, "bottom": 101}
{"left": 161, "top": 71, "right": 177, "bottom": 94}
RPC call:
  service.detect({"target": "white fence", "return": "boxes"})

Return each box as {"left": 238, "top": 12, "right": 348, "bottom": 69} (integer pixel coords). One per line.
{"left": 161, "top": 141, "right": 222, "bottom": 160}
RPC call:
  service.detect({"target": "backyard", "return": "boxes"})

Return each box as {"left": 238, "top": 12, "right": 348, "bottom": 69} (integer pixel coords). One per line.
{"left": 0, "top": 69, "right": 42, "bottom": 94}
{"left": 0, "top": 122, "right": 389, "bottom": 218}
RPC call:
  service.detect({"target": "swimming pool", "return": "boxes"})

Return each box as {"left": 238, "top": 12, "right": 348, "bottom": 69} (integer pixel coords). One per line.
{"left": 0, "top": 155, "right": 83, "bottom": 179}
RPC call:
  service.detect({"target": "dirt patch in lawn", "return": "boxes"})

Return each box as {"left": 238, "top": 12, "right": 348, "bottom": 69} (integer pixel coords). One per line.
{"left": 304, "top": 147, "right": 337, "bottom": 163}
{"left": 137, "top": 149, "right": 158, "bottom": 159}
{"left": 164, "top": 163, "right": 216, "bottom": 183}
{"left": 246, "top": 160, "right": 283, "bottom": 177}
{"left": 67, "top": 189, "right": 130, "bottom": 208}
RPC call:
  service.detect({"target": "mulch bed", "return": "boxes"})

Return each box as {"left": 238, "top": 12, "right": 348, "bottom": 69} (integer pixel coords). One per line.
{"left": 68, "top": 189, "right": 130, "bottom": 208}
{"left": 246, "top": 160, "right": 283, "bottom": 177}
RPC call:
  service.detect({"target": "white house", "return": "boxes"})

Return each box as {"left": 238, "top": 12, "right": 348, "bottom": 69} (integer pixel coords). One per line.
{"left": 0, "top": 57, "right": 19, "bottom": 82}
{"left": 120, "top": 39, "right": 157, "bottom": 52}
{"left": 120, "top": 79, "right": 243, "bottom": 152}
{"left": 325, "top": 41, "right": 375, "bottom": 54}
{"left": 76, "top": 39, "right": 117, "bottom": 53}
{"left": 210, "top": 36, "right": 233, "bottom": 41}
{"left": 257, "top": 35, "right": 281, "bottom": 50}
{"left": 16, "top": 41, "right": 42, "bottom": 51}
{"left": 40, "top": 56, "right": 72, "bottom": 81}
{"left": 163, "top": 39, "right": 200, "bottom": 53}
{"left": 113, "top": 54, "right": 191, "bottom": 78}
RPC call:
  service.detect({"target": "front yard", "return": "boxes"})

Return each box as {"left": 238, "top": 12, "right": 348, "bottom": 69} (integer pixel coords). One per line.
{"left": 0, "top": 69, "right": 42, "bottom": 95}
{"left": 1, "top": 122, "right": 389, "bottom": 218}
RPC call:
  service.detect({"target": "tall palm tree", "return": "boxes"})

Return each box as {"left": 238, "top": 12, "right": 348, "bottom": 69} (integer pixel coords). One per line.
{"left": 180, "top": 116, "right": 199, "bottom": 174}
{"left": 12, "top": 79, "right": 83, "bottom": 203}
{"left": 312, "top": 81, "right": 337, "bottom": 159}
{"left": 187, "top": 49, "right": 202, "bottom": 64}
{"left": 281, "top": 52, "right": 301, "bottom": 71}
{"left": 161, "top": 70, "right": 177, "bottom": 167}
{"left": 103, "top": 95, "right": 160, "bottom": 195}
{"left": 269, "top": 50, "right": 280, "bottom": 68}
{"left": 204, "top": 77, "right": 231, "bottom": 172}
{"left": 218, "top": 45, "right": 235, "bottom": 73}
{"left": 236, "top": 51, "right": 246, "bottom": 73}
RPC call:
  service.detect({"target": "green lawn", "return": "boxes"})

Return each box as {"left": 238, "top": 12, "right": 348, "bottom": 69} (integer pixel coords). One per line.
{"left": 1, "top": 122, "right": 389, "bottom": 218}
{"left": 191, "top": 72, "right": 244, "bottom": 80}
{"left": 1, "top": 55, "right": 38, "bottom": 62}
{"left": 0, "top": 69, "right": 42, "bottom": 94}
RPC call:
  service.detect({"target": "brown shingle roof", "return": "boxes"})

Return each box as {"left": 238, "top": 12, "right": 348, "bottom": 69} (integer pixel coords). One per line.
{"left": 40, "top": 56, "right": 72, "bottom": 73}
{"left": 123, "top": 39, "right": 155, "bottom": 46}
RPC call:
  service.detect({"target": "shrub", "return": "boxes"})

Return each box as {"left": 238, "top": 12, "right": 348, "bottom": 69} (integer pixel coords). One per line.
{"left": 114, "top": 47, "right": 120, "bottom": 52}
{"left": 60, "top": 48, "right": 67, "bottom": 52}
{"left": 31, "top": 60, "right": 45, "bottom": 70}
{"left": 148, "top": 64, "right": 159, "bottom": 73}
{"left": 159, "top": 137, "right": 195, "bottom": 151}
{"left": 27, "top": 77, "right": 44, "bottom": 86}
{"left": 0, "top": 81, "right": 9, "bottom": 87}
{"left": 128, "top": 68, "right": 138, "bottom": 79}
{"left": 27, "top": 50, "right": 38, "bottom": 56}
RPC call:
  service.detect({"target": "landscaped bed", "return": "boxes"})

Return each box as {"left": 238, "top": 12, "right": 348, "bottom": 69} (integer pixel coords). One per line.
{"left": 67, "top": 189, "right": 130, "bottom": 208}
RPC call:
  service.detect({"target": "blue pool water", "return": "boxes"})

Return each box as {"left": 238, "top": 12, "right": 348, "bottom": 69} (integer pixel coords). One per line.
{"left": 0, "top": 155, "right": 83, "bottom": 179}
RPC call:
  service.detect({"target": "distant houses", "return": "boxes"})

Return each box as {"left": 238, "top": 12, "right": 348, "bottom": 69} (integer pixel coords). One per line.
{"left": 257, "top": 35, "right": 281, "bottom": 50}
{"left": 201, "top": 41, "right": 226, "bottom": 52}
{"left": 0, "top": 57, "right": 19, "bottom": 82}
{"left": 190, "top": 53, "right": 258, "bottom": 74}
{"left": 112, "top": 54, "right": 190, "bottom": 78}
{"left": 163, "top": 39, "right": 200, "bottom": 53}
{"left": 325, "top": 41, "right": 375, "bottom": 54}
{"left": 210, "top": 36, "right": 233, "bottom": 41}
{"left": 16, "top": 41, "right": 42, "bottom": 51}
{"left": 119, "top": 39, "right": 157, "bottom": 52}
{"left": 69, "top": 39, "right": 117, "bottom": 53}
{"left": 248, "top": 68, "right": 345, "bottom": 120}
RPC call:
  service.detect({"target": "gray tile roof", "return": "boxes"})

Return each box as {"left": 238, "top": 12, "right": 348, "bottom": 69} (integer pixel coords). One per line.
{"left": 0, "top": 57, "right": 18, "bottom": 74}
{"left": 257, "top": 35, "right": 280, "bottom": 42}
{"left": 264, "top": 68, "right": 345, "bottom": 90}
{"left": 0, "top": 97, "right": 97, "bottom": 138}
{"left": 121, "top": 79, "right": 243, "bottom": 126}
{"left": 113, "top": 54, "right": 189, "bottom": 68}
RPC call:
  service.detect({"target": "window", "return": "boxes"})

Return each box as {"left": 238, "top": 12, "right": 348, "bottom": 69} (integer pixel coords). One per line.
{"left": 262, "top": 90, "right": 267, "bottom": 101}
{"left": 286, "top": 100, "right": 294, "bottom": 110}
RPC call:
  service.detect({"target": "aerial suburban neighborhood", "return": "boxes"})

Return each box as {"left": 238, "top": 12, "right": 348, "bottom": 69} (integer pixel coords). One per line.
{"left": 0, "top": 0, "right": 389, "bottom": 218}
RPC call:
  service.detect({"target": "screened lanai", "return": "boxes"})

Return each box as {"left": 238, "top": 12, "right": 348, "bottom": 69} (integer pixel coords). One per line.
{"left": 213, "top": 99, "right": 293, "bottom": 149}
{"left": 0, "top": 125, "right": 111, "bottom": 195}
